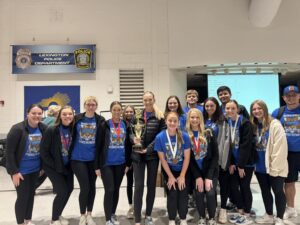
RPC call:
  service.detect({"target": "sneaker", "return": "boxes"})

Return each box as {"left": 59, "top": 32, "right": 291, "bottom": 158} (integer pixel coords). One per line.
{"left": 79, "top": 215, "right": 86, "bottom": 225}
{"left": 249, "top": 209, "right": 256, "bottom": 218}
{"left": 197, "top": 218, "right": 206, "bottom": 225}
{"left": 227, "top": 202, "right": 237, "bottom": 211}
{"left": 229, "top": 214, "right": 242, "bottom": 223}
{"left": 169, "top": 220, "right": 176, "bottom": 225}
{"left": 283, "top": 207, "right": 298, "bottom": 219}
{"left": 180, "top": 219, "right": 187, "bottom": 225}
{"left": 207, "top": 219, "right": 217, "bottom": 225}
{"left": 145, "top": 216, "right": 154, "bottom": 225}
{"left": 255, "top": 213, "right": 274, "bottom": 224}
{"left": 235, "top": 216, "right": 253, "bottom": 225}
{"left": 86, "top": 215, "right": 96, "bottom": 225}
{"left": 111, "top": 214, "right": 119, "bottom": 225}
{"left": 106, "top": 221, "right": 114, "bottom": 225}
{"left": 218, "top": 208, "right": 227, "bottom": 224}
{"left": 51, "top": 221, "right": 62, "bottom": 225}
{"left": 274, "top": 217, "right": 284, "bottom": 225}
{"left": 127, "top": 207, "right": 134, "bottom": 219}
{"left": 59, "top": 216, "right": 69, "bottom": 225}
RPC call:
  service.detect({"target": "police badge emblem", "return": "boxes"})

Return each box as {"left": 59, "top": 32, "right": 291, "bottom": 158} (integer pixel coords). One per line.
{"left": 74, "top": 48, "right": 92, "bottom": 69}
{"left": 15, "top": 48, "right": 32, "bottom": 69}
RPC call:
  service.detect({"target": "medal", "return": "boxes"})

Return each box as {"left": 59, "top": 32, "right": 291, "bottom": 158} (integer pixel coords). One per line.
{"left": 166, "top": 130, "right": 178, "bottom": 164}
{"left": 229, "top": 116, "right": 239, "bottom": 147}
{"left": 111, "top": 120, "right": 121, "bottom": 138}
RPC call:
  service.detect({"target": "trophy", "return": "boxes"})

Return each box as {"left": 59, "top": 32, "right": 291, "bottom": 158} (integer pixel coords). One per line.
{"left": 132, "top": 109, "right": 145, "bottom": 153}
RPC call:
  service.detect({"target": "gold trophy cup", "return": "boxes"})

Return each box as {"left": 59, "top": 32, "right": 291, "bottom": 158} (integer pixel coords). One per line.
{"left": 132, "top": 109, "right": 145, "bottom": 153}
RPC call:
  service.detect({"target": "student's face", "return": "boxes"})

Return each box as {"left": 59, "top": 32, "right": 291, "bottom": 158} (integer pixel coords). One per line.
{"left": 218, "top": 90, "right": 231, "bottom": 104}
{"left": 84, "top": 100, "right": 97, "bottom": 114}
{"left": 225, "top": 102, "right": 238, "bottom": 119}
{"left": 283, "top": 92, "right": 300, "bottom": 108}
{"left": 189, "top": 111, "right": 200, "bottom": 128}
{"left": 111, "top": 104, "right": 122, "bottom": 120}
{"left": 124, "top": 107, "right": 134, "bottom": 121}
{"left": 166, "top": 114, "right": 179, "bottom": 131}
{"left": 27, "top": 107, "right": 43, "bottom": 127}
{"left": 186, "top": 94, "right": 198, "bottom": 105}
{"left": 143, "top": 93, "right": 155, "bottom": 110}
{"left": 60, "top": 108, "right": 74, "bottom": 126}
{"left": 251, "top": 103, "right": 264, "bottom": 121}
{"left": 205, "top": 100, "right": 217, "bottom": 117}
{"left": 168, "top": 97, "right": 179, "bottom": 112}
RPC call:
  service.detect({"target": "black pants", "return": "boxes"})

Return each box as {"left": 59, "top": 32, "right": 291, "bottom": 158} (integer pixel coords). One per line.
{"left": 195, "top": 178, "right": 217, "bottom": 219}
{"left": 256, "top": 172, "right": 286, "bottom": 219}
{"left": 101, "top": 164, "right": 125, "bottom": 221}
{"left": 126, "top": 167, "right": 134, "bottom": 205}
{"left": 230, "top": 167, "right": 254, "bottom": 213}
{"left": 45, "top": 166, "right": 74, "bottom": 221}
{"left": 165, "top": 170, "right": 189, "bottom": 220}
{"left": 15, "top": 171, "right": 39, "bottom": 224}
{"left": 71, "top": 160, "right": 97, "bottom": 214}
{"left": 133, "top": 159, "right": 159, "bottom": 223}
{"left": 218, "top": 167, "right": 231, "bottom": 209}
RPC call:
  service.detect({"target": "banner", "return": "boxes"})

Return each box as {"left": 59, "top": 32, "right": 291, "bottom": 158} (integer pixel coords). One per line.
{"left": 12, "top": 45, "right": 96, "bottom": 74}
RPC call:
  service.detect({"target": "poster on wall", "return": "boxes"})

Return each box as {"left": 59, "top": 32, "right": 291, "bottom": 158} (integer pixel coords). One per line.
{"left": 24, "top": 86, "right": 80, "bottom": 118}
{"left": 12, "top": 44, "right": 96, "bottom": 74}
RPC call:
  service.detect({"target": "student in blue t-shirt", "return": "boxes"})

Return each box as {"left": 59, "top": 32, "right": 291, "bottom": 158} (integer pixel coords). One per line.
{"left": 271, "top": 85, "right": 300, "bottom": 220}
{"left": 40, "top": 106, "right": 75, "bottom": 225}
{"left": 6, "top": 104, "right": 47, "bottom": 225}
{"left": 154, "top": 111, "right": 191, "bottom": 225}
{"left": 183, "top": 89, "right": 204, "bottom": 114}
{"left": 101, "top": 101, "right": 131, "bottom": 225}
{"left": 226, "top": 100, "right": 256, "bottom": 225}
{"left": 70, "top": 96, "right": 107, "bottom": 225}
{"left": 250, "top": 100, "right": 288, "bottom": 225}
{"left": 186, "top": 108, "right": 219, "bottom": 225}
{"left": 164, "top": 95, "right": 187, "bottom": 131}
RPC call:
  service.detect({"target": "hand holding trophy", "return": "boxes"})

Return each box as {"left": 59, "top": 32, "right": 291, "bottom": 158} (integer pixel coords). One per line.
{"left": 132, "top": 109, "right": 145, "bottom": 153}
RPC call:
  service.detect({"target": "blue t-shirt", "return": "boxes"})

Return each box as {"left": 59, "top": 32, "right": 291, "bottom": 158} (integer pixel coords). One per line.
{"left": 106, "top": 120, "right": 126, "bottom": 166}
{"left": 272, "top": 106, "right": 300, "bottom": 152}
{"left": 228, "top": 116, "right": 242, "bottom": 165}
{"left": 183, "top": 105, "right": 204, "bottom": 114}
{"left": 71, "top": 117, "right": 97, "bottom": 161}
{"left": 255, "top": 125, "right": 269, "bottom": 174}
{"left": 60, "top": 126, "right": 72, "bottom": 165}
{"left": 179, "top": 114, "right": 187, "bottom": 131}
{"left": 191, "top": 131, "right": 208, "bottom": 170}
{"left": 19, "top": 126, "right": 42, "bottom": 175}
{"left": 154, "top": 131, "right": 191, "bottom": 172}
{"left": 205, "top": 119, "right": 219, "bottom": 137}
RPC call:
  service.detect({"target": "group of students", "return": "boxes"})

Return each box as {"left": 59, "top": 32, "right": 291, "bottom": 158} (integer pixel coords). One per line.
{"left": 5, "top": 85, "right": 300, "bottom": 225}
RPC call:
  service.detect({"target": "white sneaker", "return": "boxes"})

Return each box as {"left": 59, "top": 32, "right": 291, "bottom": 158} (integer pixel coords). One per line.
{"left": 145, "top": 217, "right": 154, "bottom": 225}
{"left": 111, "top": 214, "right": 119, "bottom": 225}
{"left": 180, "top": 219, "right": 187, "bottom": 225}
{"left": 79, "top": 215, "right": 86, "bottom": 225}
{"left": 51, "top": 221, "right": 62, "bottom": 225}
{"left": 235, "top": 216, "right": 253, "bottom": 225}
{"left": 218, "top": 208, "right": 227, "bottom": 224}
{"left": 197, "top": 218, "right": 206, "bottom": 225}
{"left": 169, "top": 220, "right": 176, "bottom": 225}
{"left": 255, "top": 213, "right": 274, "bottom": 224}
{"left": 207, "top": 218, "right": 217, "bottom": 225}
{"left": 106, "top": 221, "right": 114, "bottom": 225}
{"left": 274, "top": 217, "right": 284, "bottom": 225}
{"left": 86, "top": 215, "right": 96, "bottom": 225}
{"left": 127, "top": 207, "right": 134, "bottom": 219}
{"left": 59, "top": 216, "right": 69, "bottom": 225}
{"left": 229, "top": 214, "right": 242, "bottom": 224}
{"left": 283, "top": 207, "right": 298, "bottom": 219}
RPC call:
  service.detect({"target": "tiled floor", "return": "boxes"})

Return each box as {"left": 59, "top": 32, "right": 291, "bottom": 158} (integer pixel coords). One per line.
{"left": 0, "top": 167, "right": 299, "bottom": 225}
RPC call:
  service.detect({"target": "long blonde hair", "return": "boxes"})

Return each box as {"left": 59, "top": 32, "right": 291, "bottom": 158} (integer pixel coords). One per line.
{"left": 250, "top": 100, "right": 273, "bottom": 135}
{"left": 165, "top": 111, "right": 184, "bottom": 148}
{"left": 186, "top": 108, "right": 207, "bottom": 144}
{"left": 143, "top": 91, "right": 164, "bottom": 120}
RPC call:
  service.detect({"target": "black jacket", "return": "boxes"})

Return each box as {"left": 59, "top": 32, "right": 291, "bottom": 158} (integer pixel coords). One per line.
{"left": 69, "top": 113, "right": 108, "bottom": 170}
{"left": 189, "top": 130, "right": 219, "bottom": 180}
{"left": 40, "top": 125, "right": 72, "bottom": 174}
{"left": 6, "top": 120, "right": 47, "bottom": 175}
{"left": 238, "top": 104, "right": 250, "bottom": 119}
{"left": 131, "top": 111, "right": 166, "bottom": 162}
{"left": 230, "top": 117, "right": 257, "bottom": 168}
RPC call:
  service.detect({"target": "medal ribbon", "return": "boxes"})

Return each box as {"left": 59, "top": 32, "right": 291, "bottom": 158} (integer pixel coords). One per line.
{"left": 166, "top": 130, "right": 177, "bottom": 159}
{"left": 229, "top": 115, "right": 239, "bottom": 144}
{"left": 111, "top": 120, "right": 121, "bottom": 138}
{"left": 193, "top": 133, "right": 201, "bottom": 155}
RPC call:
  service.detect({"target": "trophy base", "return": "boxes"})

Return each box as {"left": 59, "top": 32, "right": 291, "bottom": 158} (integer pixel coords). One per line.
{"left": 133, "top": 144, "right": 144, "bottom": 153}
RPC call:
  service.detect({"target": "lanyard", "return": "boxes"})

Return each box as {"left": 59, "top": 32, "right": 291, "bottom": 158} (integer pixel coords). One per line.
{"left": 165, "top": 130, "right": 177, "bottom": 159}
{"left": 193, "top": 132, "right": 201, "bottom": 155}
{"left": 111, "top": 120, "right": 121, "bottom": 138}
{"left": 60, "top": 127, "right": 71, "bottom": 151}
{"left": 229, "top": 115, "right": 239, "bottom": 144}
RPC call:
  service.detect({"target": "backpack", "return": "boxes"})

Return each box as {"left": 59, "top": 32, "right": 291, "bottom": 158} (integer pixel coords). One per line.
{"left": 276, "top": 106, "right": 286, "bottom": 120}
